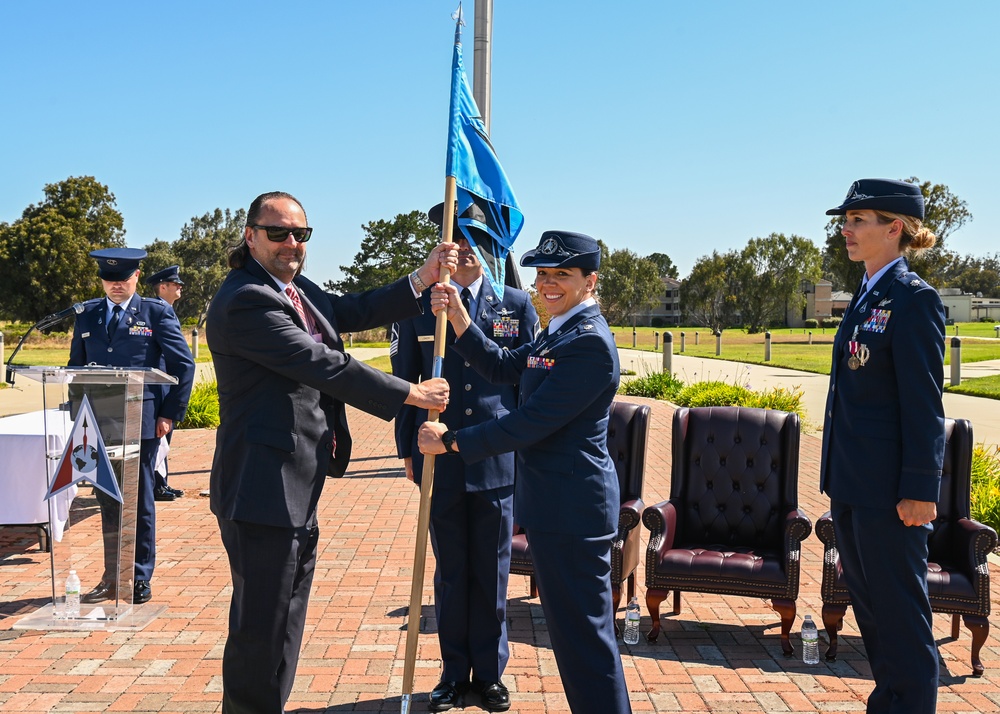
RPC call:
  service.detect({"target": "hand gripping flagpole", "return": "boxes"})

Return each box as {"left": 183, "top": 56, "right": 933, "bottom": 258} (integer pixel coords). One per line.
{"left": 402, "top": 6, "right": 520, "bottom": 707}
{"left": 399, "top": 178, "right": 459, "bottom": 714}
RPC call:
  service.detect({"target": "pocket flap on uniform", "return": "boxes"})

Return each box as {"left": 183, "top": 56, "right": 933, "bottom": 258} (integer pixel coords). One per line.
{"left": 246, "top": 425, "right": 297, "bottom": 453}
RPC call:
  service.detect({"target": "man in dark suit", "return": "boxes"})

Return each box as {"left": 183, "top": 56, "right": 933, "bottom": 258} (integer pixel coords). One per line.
{"left": 206, "top": 191, "right": 455, "bottom": 714}
{"left": 70, "top": 248, "right": 195, "bottom": 605}
{"left": 145, "top": 264, "right": 186, "bottom": 501}
{"left": 391, "top": 203, "right": 538, "bottom": 712}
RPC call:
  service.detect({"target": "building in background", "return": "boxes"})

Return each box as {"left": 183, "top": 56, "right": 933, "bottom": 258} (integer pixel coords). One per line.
{"left": 635, "top": 277, "right": 682, "bottom": 327}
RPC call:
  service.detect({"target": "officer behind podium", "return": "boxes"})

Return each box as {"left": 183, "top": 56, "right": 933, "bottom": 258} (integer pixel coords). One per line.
{"left": 820, "top": 179, "right": 945, "bottom": 714}
{"left": 418, "top": 231, "right": 632, "bottom": 714}
{"left": 69, "top": 248, "right": 195, "bottom": 604}
{"left": 391, "top": 203, "right": 538, "bottom": 712}
{"left": 145, "top": 264, "right": 188, "bottom": 501}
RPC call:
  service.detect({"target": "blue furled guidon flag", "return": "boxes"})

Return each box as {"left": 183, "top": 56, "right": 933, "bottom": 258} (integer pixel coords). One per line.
{"left": 446, "top": 4, "right": 523, "bottom": 300}
{"left": 46, "top": 394, "right": 122, "bottom": 503}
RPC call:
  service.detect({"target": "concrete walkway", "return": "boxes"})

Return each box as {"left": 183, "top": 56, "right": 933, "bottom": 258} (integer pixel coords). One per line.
{"left": 3, "top": 398, "right": 1000, "bottom": 713}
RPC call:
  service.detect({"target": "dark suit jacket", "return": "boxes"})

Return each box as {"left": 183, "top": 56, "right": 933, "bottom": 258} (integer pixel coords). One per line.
{"left": 452, "top": 303, "right": 621, "bottom": 536}
{"left": 391, "top": 281, "right": 538, "bottom": 492}
{"left": 207, "top": 259, "right": 422, "bottom": 528}
{"left": 68, "top": 293, "right": 195, "bottom": 439}
{"left": 820, "top": 258, "right": 946, "bottom": 508}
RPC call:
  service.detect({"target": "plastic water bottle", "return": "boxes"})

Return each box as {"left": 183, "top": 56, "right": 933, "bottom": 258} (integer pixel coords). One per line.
{"left": 65, "top": 570, "right": 81, "bottom": 619}
{"left": 801, "top": 614, "right": 819, "bottom": 664}
{"left": 623, "top": 596, "right": 641, "bottom": 645}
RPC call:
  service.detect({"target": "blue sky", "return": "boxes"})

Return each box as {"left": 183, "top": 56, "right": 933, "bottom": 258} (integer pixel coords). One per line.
{"left": 2, "top": 1, "right": 997, "bottom": 286}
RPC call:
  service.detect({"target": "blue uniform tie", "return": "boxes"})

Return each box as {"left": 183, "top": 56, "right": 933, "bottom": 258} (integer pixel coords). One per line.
{"left": 107, "top": 305, "right": 122, "bottom": 337}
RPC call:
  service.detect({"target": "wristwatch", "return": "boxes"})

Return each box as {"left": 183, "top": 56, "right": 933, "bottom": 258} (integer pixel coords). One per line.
{"left": 442, "top": 430, "right": 458, "bottom": 454}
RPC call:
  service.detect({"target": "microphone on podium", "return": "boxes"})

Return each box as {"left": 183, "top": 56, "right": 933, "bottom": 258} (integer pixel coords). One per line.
{"left": 5, "top": 303, "right": 85, "bottom": 385}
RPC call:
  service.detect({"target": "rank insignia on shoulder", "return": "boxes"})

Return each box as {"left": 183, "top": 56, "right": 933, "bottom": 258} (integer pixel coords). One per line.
{"left": 582, "top": 323, "right": 594, "bottom": 330}
{"left": 527, "top": 355, "right": 555, "bottom": 370}
{"left": 910, "top": 279, "right": 921, "bottom": 287}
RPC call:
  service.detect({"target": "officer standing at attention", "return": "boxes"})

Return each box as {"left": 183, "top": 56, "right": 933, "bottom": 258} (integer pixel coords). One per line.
{"left": 71, "top": 248, "right": 195, "bottom": 605}
{"left": 418, "top": 231, "right": 632, "bottom": 714}
{"left": 145, "top": 264, "right": 188, "bottom": 501}
{"left": 820, "top": 179, "right": 945, "bottom": 714}
{"left": 391, "top": 203, "right": 539, "bottom": 712}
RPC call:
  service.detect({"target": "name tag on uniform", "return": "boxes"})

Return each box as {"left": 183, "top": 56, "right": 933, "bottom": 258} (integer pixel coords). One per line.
{"left": 417, "top": 335, "right": 434, "bottom": 343}
{"left": 493, "top": 317, "right": 519, "bottom": 337}
{"left": 527, "top": 355, "right": 555, "bottom": 370}
{"left": 81, "top": 332, "right": 91, "bottom": 339}
{"left": 861, "top": 308, "right": 891, "bottom": 333}
{"left": 128, "top": 325, "right": 153, "bottom": 337}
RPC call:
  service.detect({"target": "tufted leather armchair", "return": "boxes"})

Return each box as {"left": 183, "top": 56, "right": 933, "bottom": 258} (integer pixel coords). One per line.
{"left": 509, "top": 399, "right": 650, "bottom": 618}
{"left": 816, "top": 417, "right": 997, "bottom": 676}
{"left": 643, "top": 406, "right": 811, "bottom": 655}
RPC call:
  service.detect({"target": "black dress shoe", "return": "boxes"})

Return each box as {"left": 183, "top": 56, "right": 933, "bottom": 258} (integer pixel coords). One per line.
{"left": 134, "top": 580, "right": 152, "bottom": 604}
{"left": 471, "top": 679, "right": 510, "bottom": 712}
{"left": 428, "top": 680, "right": 467, "bottom": 712}
{"left": 166, "top": 486, "right": 184, "bottom": 497}
{"left": 154, "top": 487, "right": 176, "bottom": 502}
{"left": 81, "top": 580, "right": 116, "bottom": 604}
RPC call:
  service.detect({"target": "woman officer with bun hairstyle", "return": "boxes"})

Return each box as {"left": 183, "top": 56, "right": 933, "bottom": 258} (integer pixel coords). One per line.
{"left": 820, "top": 178, "right": 945, "bottom": 714}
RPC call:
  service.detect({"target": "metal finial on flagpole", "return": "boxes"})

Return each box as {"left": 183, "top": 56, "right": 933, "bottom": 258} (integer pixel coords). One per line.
{"left": 452, "top": 3, "right": 464, "bottom": 43}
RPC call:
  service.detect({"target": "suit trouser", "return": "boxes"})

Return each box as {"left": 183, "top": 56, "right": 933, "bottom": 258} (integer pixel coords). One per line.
{"left": 429, "top": 484, "right": 514, "bottom": 683}
{"left": 831, "top": 500, "right": 938, "bottom": 714}
{"left": 95, "top": 437, "right": 158, "bottom": 583}
{"left": 526, "top": 529, "right": 632, "bottom": 714}
{"left": 217, "top": 517, "right": 319, "bottom": 714}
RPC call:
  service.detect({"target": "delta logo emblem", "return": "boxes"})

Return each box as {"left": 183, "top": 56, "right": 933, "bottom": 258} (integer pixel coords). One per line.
{"left": 45, "top": 394, "right": 122, "bottom": 503}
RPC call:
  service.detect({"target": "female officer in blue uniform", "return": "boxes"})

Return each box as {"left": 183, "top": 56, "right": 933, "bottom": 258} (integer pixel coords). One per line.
{"left": 418, "top": 231, "right": 631, "bottom": 714}
{"left": 820, "top": 179, "right": 945, "bottom": 714}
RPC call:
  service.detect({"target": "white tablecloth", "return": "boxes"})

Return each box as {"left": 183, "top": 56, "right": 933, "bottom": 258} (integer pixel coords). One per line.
{"left": 0, "top": 410, "right": 74, "bottom": 540}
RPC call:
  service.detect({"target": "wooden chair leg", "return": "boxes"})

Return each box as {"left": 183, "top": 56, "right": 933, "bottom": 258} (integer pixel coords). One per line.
{"left": 672, "top": 589, "right": 681, "bottom": 616}
{"left": 822, "top": 603, "right": 848, "bottom": 661}
{"left": 529, "top": 575, "right": 537, "bottom": 599}
{"left": 772, "top": 598, "right": 795, "bottom": 657}
{"left": 951, "top": 613, "right": 961, "bottom": 640}
{"left": 612, "top": 584, "right": 622, "bottom": 637}
{"left": 645, "top": 588, "right": 668, "bottom": 642}
{"left": 627, "top": 572, "right": 636, "bottom": 601}
{"left": 963, "top": 615, "right": 989, "bottom": 677}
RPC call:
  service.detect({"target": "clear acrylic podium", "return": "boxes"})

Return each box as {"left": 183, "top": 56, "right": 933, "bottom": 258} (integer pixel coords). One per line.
{"left": 9, "top": 365, "right": 177, "bottom": 631}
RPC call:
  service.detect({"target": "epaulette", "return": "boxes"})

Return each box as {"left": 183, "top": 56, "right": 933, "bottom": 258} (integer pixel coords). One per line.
{"left": 897, "top": 272, "right": 926, "bottom": 290}
{"left": 82, "top": 297, "right": 104, "bottom": 306}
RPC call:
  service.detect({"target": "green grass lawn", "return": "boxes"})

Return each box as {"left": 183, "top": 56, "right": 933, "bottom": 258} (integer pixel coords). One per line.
{"left": 946, "top": 374, "right": 1000, "bottom": 401}
{"left": 611, "top": 324, "right": 1000, "bottom": 375}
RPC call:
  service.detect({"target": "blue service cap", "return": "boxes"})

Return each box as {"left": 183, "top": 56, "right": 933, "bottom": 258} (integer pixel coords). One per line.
{"left": 145, "top": 265, "right": 184, "bottom": 286}
{"left": 89, "top": 248, "right": 147, "bottom": 281}
{"left": 520, "top": 231, "right": 601, "bottom": 271}
{"left": 826, "top": 178, "right": 925, "bottom": 219}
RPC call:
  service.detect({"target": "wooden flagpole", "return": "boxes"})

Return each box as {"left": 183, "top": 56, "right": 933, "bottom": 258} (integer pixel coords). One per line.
{"left": 400, "top": 175, "right": 457, "bottom": 713}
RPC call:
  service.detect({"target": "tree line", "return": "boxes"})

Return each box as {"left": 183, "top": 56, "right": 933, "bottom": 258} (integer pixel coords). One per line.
{"left": 0, "top": 176, "right": 994, "bottom": 335}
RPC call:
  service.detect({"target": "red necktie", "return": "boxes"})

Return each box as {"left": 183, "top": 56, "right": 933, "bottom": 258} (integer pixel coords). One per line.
{"left": 285, "top": 284, "right": 335, "bottom": 457}
{"left": 285, "top": 284, "right": 316, "bottom": 334}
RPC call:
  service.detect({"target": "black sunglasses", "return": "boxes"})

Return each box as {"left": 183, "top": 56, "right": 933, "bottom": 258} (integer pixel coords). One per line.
{"left": 252, "top": 225, "right": 313, "bottom": 243}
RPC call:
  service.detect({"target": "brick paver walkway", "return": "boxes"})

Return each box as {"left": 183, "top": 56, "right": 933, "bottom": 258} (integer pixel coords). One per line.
{"left": 2, "top": 397, "right": 998, "bottom": 713}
